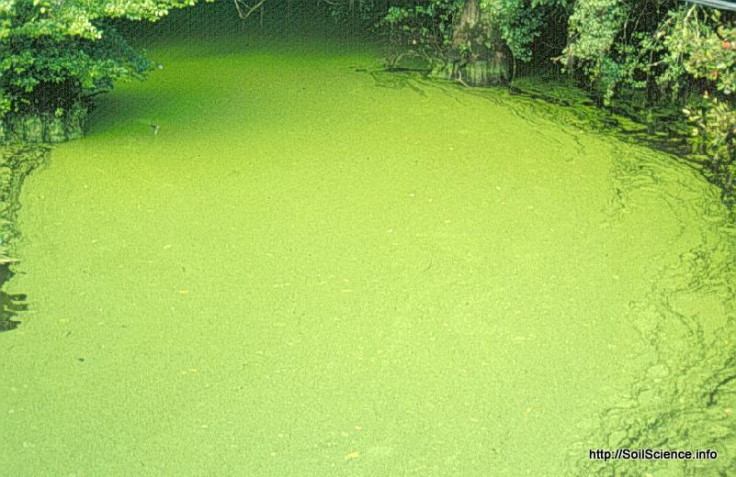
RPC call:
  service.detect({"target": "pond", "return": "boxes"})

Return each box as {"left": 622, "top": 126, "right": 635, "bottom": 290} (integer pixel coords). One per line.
{"left": 1, "top": 34, "right": 734, "bottom": 475}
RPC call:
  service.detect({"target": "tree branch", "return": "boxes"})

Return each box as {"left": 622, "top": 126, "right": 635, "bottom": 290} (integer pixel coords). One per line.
{"left": 234, "top": 0, "right": 266, "bottom": 20}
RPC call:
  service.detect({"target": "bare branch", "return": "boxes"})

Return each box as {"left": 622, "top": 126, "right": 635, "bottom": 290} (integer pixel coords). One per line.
{"left": 233, "top": 0, "right": 266, "bottom": 20}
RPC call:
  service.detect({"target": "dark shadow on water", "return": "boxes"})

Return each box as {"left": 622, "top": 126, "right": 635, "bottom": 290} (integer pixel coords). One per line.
{"left": 0, "top": 145, "right": 46, "bottom": 333}
{"left": 0, "top": 264, "right": 27, "bottom": 332}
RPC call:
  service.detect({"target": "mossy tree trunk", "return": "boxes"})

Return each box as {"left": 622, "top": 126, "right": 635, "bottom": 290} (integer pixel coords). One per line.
{"left": 437, "top": 0, "right": 510, "bottom": 87}
{"left": 0, "top": 101, "right": 88, "bottom": 144}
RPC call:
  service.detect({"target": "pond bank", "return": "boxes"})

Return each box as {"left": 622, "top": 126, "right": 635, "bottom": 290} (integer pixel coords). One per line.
{"left": 0, "top": 35, "right": 734, "bottom": 475}
{"left": 0, "top": 145, "right": 48, "bottom": 331}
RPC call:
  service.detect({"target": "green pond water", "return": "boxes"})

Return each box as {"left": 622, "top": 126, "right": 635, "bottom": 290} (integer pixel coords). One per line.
{"left": 1, "top": 35, "right": 735, "bottom": 475}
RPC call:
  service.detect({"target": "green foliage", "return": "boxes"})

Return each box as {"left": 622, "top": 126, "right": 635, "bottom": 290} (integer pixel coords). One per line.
{"left": 322, "top": 0, "right": 384, "bottom": 29}
{"left": 563, "top": 2, "right": 736, "bottom": 103}
{"left": 382, "top": 0, "right": 464, "bottom": 65}
{"left": 686, "top": 94, "right": 735, "bottom": 159}
{"left": 663, "top": 7, "right": 736, "bottom": 95}
{"left": 0, "top": 0, "right": 206, "bottom": 140}
{"left": 0, "top": 0, "right": 200, "bottom": 41}
{"left": 685, "top": 93, "right": 736, "bottom": 198}
{"left": 561, "top": 0, "right": 627, "bottom": 101}
{"left": 669, "top": 9, "right": 736, "bottom": 195}
{"left": 480, "top": 0, "right": 569, "bottom": 63}
{"left": 382, "top": 0, "right": 570, "bottom": 65}
{"left": 561, "top": 1, "right": 736, "bottom": 197}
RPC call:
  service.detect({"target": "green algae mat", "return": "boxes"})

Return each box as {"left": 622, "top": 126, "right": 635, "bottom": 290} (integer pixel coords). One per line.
{"left": 1, "top": 36, "right": 735, "bottom": 475}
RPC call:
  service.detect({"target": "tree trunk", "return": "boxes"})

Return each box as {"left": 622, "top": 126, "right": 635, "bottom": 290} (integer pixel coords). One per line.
{"left": 452, "top": 0, "right": 480, "bottom": 47}
{"left": 1, "top": 103, "right": 87, "bottom": 144}
{"left": 441, "top": 0, "right": 510, "bottom": 87}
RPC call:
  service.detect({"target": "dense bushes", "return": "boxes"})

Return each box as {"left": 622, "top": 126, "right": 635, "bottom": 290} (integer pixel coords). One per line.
{"left": 563, "top": 1, "right": 736, "bottom": 202}
{"left": 0, "top": 0, "right": 208, "bottom": 143}
{"left": 1, "top": 1, "right": 735, "bottom": 197}
{"left": 378, "top": 0, "right": 736, "bottom": 201}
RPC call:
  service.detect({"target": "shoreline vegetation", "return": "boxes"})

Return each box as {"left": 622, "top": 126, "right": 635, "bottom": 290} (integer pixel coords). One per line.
{"left": 1, "top": 0, "right": 735, "bottom": 333}
{"left": 0, "top": 2, "right": 734, "bottom": 332}
{"left": 1, "top": 1, "right": 734, "bottom": 197}
{"left": 0, "top": 3, "right": 734, "bottom": 475}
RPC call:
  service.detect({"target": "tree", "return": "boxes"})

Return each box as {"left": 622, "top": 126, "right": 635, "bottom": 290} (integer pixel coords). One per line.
{"left": 0, "top": 0, "right": 208, "bottom": 143}
{"left": 383, "top": 0, "right": 514, "bottom": 86}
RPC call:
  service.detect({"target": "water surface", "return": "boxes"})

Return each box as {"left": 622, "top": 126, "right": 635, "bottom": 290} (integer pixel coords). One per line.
{"left": 1, "top": 35, "right": 734, "bottom": 475}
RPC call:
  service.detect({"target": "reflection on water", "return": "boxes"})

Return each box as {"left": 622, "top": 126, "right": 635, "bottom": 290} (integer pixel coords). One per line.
{"left": 0, "top": 265, "right": 27, "bottom": 331}
{"left": 0, "top": 145, "right": 46, "bottom": 332}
